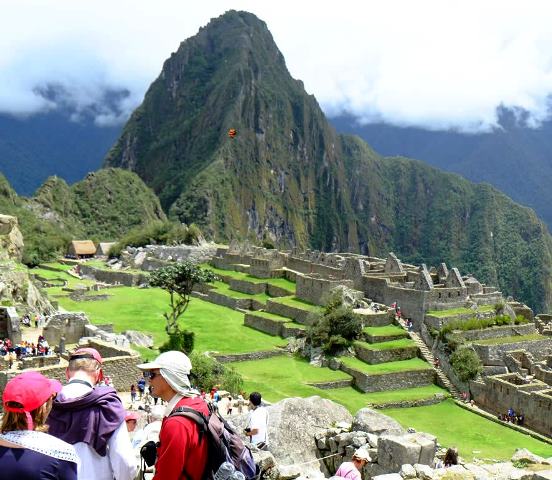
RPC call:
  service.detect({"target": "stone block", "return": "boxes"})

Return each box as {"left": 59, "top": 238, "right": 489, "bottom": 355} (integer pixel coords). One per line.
{"left": 400, "top": 464, "right": 417, "bottom": 479}
{"left": 414, "top": 463, "right": 435, "bottom": 479}
{"left": 352, "top": 408, "right": 405, "bottom": 436}
{"left": 378, "top": 435, "right": 422, "bottom": 472}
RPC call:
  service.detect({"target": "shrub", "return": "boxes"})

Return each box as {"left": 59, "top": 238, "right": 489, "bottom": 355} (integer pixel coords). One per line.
{"left": 450, "top": 347, "right": 482, "bottom": 381}
{"left": 307, "top": 291, "right": 362, "bottom": 355}
{"left": 189, "top": 352, "right": 243, "bottom": 394}
{"left": 159, "top": 330, "right": 195, "bottom": 354}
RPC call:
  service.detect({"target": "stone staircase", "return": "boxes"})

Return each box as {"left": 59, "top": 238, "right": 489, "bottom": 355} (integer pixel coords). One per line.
{"left": 398, "top": 318, "right": 462, "bottom": 400}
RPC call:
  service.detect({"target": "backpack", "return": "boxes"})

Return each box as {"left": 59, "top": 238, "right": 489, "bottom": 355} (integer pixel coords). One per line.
{"left": 169, "top": 402, "right": 259, "bottom": 480}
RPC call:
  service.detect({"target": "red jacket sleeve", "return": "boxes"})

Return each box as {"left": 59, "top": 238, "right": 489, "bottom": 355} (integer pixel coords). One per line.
{"left": 153, "top": 418, "right": 192, "bottom": 480}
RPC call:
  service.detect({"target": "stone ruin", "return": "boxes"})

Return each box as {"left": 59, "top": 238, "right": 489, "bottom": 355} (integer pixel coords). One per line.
{"left": 233, "top": 397, "right": 552, "bottom": 479}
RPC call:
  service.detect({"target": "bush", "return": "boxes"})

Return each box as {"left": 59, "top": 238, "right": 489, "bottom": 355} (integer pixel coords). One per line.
{"left": 439, "top": 314, "right": 529, "bottom": 338}
{"left": 159, "top": 330, "right": 195, "bottom": 354}
{"left": 307, "top": 291, "right": 362, "bottom": 355}
{"left": 450, "top": 347, "right": 482, "bottom": 381}
{"left": 189, "top": 352, "right": 243, "bottom": 394}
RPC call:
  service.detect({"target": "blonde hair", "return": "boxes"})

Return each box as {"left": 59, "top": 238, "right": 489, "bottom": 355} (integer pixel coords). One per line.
{"left": 1, "top": 397, "right": 53, "bottom": 433}
{"left": 68, "top": 357, "right": 101, "bottom": 375}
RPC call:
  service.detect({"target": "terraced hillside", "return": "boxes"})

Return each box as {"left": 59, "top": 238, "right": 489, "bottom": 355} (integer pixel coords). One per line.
{"left": 32, "top": 259, "right": 552, "bottom": 460}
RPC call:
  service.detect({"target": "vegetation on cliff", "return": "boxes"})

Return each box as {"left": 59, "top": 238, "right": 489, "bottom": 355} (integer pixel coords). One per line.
{"left": 0, "top": 169, "right": 166, "bottom": 265}
{"left": 103, "top": 11, "right": 552, "bottom": 312}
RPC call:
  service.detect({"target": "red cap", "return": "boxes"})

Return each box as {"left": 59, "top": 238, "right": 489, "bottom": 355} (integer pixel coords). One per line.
{"left": 125, "top": 411, "right": 140, "bottom": 422}
{"left": 3, "top": 371, "right": 61, "bottom": 414}
{"left": 70, "top": 347, "right": 103, "bottom": 364}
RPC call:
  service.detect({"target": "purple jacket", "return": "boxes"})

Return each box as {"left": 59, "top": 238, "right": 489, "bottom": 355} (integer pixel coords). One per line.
{"left": 47, "top": 387, "right": 125, "bottom": 456}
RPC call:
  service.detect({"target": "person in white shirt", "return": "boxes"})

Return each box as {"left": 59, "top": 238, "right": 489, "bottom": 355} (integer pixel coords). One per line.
{"left": 245, "top": 392, "right": 268, "bottom": 449}
{"left": 47, "top": 347, "right": 137, "bottom": 480}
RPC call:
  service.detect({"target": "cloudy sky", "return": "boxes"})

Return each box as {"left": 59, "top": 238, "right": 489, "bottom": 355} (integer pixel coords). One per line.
{"left": 2, "top": 0, "right": 552, "bottom": 132}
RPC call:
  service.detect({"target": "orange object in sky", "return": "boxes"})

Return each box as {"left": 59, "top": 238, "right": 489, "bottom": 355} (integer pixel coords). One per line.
{"left": 228, "top": 128, "right": 237, "bottom": 138}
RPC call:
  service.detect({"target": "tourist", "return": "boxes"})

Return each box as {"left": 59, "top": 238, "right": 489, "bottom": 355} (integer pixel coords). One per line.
{"left": 137, "top": 376, "right": 146, "bottom": 400}
{"left": 517, "top": 413, "right": 525, "bottom": 426}
{"left": 227, "top": 395, "right": 233, "bottom": 415}
{"left": 125, "top": 411, "right": 144, "bottom": 449}
{"left": 237, "top": 392, "right": 245, "bottom": 414}
{"left": 334, "top": 447, "right": 371, "bottom": 479}
{"left": 130, "top": 384, "right": 137, "bottom": 404}
{"left": 444, "top": 447, "right": 458, "bottom": 467}
{"left": 245, "top": 391, "right": 269, "bottom": 449}
{"left": 138, "top": 350, "right": 209, "bottom": 480}
{"left": 0, "top": 371, "right": 78, "bottom": 479}
{"left": 47, "top": 347, "right": 137, "bottom": 480}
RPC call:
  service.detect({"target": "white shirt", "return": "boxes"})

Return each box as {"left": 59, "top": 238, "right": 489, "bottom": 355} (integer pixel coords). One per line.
{"left": 57, "top": 381, "right": 138, "bottom": 480}
{"left": 164, "top": 393, "right": 184, "bottom": 417}
{"left": 247, "top": 406, "right": 268, "bottom": 445}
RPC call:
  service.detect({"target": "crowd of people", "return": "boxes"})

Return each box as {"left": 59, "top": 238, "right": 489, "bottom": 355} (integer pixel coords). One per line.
{"left": 498, "top": 407, "right": 524, "bottom": 425}
{"left": 0, "top": 347, "right": 270, "bottom": 480}
{"left": 0, "top": 335, "right": 52, "bottom": 367}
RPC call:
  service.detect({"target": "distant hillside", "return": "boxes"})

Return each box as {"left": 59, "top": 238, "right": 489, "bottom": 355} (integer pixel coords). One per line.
{"left": 330, "top": 112, "right": 552, "bottom": 229}
{"left": 104, "top": 10, "right": 552, "bottom": 312}
{"left": 0, "top": 110, "right": 121, "bottom": 195}
{"left": 0, "top": 168, "right": 165, "bottom": 264}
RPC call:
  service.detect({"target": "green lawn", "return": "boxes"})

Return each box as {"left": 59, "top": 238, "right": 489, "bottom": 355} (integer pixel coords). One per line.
{"left": 384, "top": 399, "right": 552, "bottom": 461}
{"left": 473, "top": 334, "right": 547, "bottom": 346}
{"left": 426, "top": 305, "right": 495, "bottom": 318}
{"left": 232, "top": 355, "right": 447, "bottom": 412}
{"left": 363, "top": 325, "right": 408, "bottom": 336}
{"left": 269, "top": 296, "right": 322, "bottom": 312}
{"left": 201, "top": 264, "right": 296, "bottom": 291}
{"left": 249, "top": 310, "right": 292, "bottom": 322}
{"left": 211, "top": 281, "right": 271, "bottom": 303}
{"left": 53, "top": 287, "right": 287, "bottom": 354}
{"left": 39, "top": 262, "right": 74, "bottom": 272}
{"left": 355, "top": 338, "right": 417, "bottom": 351}
{"left": 340, "top": 356, "right": 432, "bottom": 374}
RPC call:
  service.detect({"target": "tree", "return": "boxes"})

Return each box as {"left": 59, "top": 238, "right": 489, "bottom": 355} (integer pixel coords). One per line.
{"left": 149, "top": 262, "right": 217, "bottom": 353}
{"left": 450, "top": 347, "right": 483, "bottom": 382}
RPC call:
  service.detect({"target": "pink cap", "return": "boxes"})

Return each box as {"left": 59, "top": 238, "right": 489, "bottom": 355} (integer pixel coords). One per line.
{"left": 3, "top": 371, "right": 61, "bottom": 414}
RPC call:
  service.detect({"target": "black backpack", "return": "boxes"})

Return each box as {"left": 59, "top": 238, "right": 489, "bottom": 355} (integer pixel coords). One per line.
{"left": 169, "top": 403, "right": 259, "bottom": 480}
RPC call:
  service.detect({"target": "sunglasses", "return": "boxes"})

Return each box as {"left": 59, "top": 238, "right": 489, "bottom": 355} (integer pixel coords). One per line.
{"left": 144, "top": 371, "right": 160, "bottom": 380}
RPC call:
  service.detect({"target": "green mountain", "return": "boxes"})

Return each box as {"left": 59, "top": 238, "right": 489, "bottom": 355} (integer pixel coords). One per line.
{"left": 104, "top": 10, "right": 552, "bottom": 313}
{"left": 0, "top": 168, "right": 166, "bottom": 264}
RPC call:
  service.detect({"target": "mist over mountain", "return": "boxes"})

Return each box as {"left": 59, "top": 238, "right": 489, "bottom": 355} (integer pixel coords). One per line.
{"left": 0, "top": 102, "right": 122, "bottom": 196}
{"left": 104, "top": 10, "right": 552, "bottom": 312}
{"left": 330, "top": 110, "right": 552, "bottom": 229}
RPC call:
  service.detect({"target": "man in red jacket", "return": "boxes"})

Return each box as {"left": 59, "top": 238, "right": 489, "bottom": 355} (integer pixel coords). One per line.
{"left": 138, "top": 351, "right": 209, "bottom": 480}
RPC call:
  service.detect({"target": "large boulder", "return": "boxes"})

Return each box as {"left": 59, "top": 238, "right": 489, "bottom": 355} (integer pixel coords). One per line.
{"left": 124, "top": 330, "right": 154, "bottom": 348}
{"left": 511, "top": 448, "right": 546, "bottom": 465}
{"left": 352, "top": 408, "right": 405, "bottom": 436}
{"left": 0, "top": 214, "right": 23, "bottom": 262}
{"left": 234, "top": 396, "right": 352, "bottom": 478}
{"left": 377, "top": 433, "right": 437, "bottom": 473}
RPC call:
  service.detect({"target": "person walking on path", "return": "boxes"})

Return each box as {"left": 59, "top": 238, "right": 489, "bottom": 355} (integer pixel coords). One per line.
{"left": 0, "top": 371, "right": 78, "bottom": 479}
{"left": 47, "top": 347, "right": 137, "bottom": 480}
{"left": 138, "top": 351, "right": 209, "bottom": 480}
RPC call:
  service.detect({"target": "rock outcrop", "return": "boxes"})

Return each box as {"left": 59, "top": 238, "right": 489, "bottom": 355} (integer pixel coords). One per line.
{"left": 0, "top": 214, "right": 23, "bottom": 262}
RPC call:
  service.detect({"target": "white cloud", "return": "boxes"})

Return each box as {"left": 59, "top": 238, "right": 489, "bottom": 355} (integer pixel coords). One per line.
{"left": 1, "top": 0, "right": 552, "bottom": 131}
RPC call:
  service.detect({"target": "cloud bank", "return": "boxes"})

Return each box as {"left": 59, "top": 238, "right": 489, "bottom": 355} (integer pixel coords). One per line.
{"left": 2, "top": 0, "right": 552, "bottom": 132}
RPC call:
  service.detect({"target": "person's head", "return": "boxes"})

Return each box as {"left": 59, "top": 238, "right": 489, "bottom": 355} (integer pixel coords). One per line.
{"left": 67, "top": 347, "right": 104, "bottom": 385}
{"left": 1, "top": 371, "right": 61, "bottom": 433}
{"left": 444, "top": 447, "right": 458, "bottom": 464}
{"left": 352, "top": 447, "right": 371, "bottom": 468}
{"left": 125, "top": 411, "right": 140, "bottom": 432}
{"left": 249, "top": 391, "right": 262, "bottom": 409}
{"left": 138, "top": 351, "right": 193, "bottom": 402}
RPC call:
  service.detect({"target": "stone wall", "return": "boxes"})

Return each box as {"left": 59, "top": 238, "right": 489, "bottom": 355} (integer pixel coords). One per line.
{"left": 244, "top": 313, "right": 286, "bottom": 336}
{"left": 451, "top": 323, "right": 537, "bottom": 342}
{"left": 471, "top": 374, "right": 552, "bottom": 437}
{"left": 80, "top": 265, "right": 147, "bottom": 286}
{"left": 19, "top": 355, "right": 61, "bottom": 369}
{"left": 296, "top": 274, "right": 353, "bottom": 306}
{"left": 228, "top": 279, "right": 266, "bottom": 295}
{"left": 473, "top": 339, "right": 552, "bottom": 366}
{"left": 338, "top": 362, "right": 435, "bottom": 392}
{"left": 354, "top": 343, "right": 418, "bottom": 365}
{"left": 213, "top": 350, "right": 285, "bottom": 363}
{"left": 266, "top": 299, "right": 317, "bottom": 325}
{"left": 43, "top": 312, "right": 90, "bottom": 345}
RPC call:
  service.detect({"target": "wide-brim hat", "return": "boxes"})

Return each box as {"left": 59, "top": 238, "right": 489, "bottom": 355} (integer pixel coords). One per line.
{"left": 137, "top": 351, "right": 192, "bottom": 375}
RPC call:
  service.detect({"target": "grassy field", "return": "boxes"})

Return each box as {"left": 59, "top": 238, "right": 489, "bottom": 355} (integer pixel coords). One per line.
{"left": 54, "top": 287, "right": 287, "bottom": 354}
{"left": 269, "top": 296, "right": 322, "bottom": 312}
{"left": 340, "top": 356, "right": 432, "bottom": 374}
{"left": 201, "top": 264, "right": 296, "bottom": 291}
{"left": 473, "top": 334, "right": 547, "bottom": 345}
{"left": 210, "top": 281, "right": 271, "bottom": 303}
{"left": 384, "top": 399, "right": 552, "bottom": 461}
{"left": 363, "top": 325, "right": 408, "bottom": 337}
{"left": 355, "top": 338, "right": 417, "bottom": 351}
{"left": 426, "top": 305, "right": 495, "bottom": 318}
